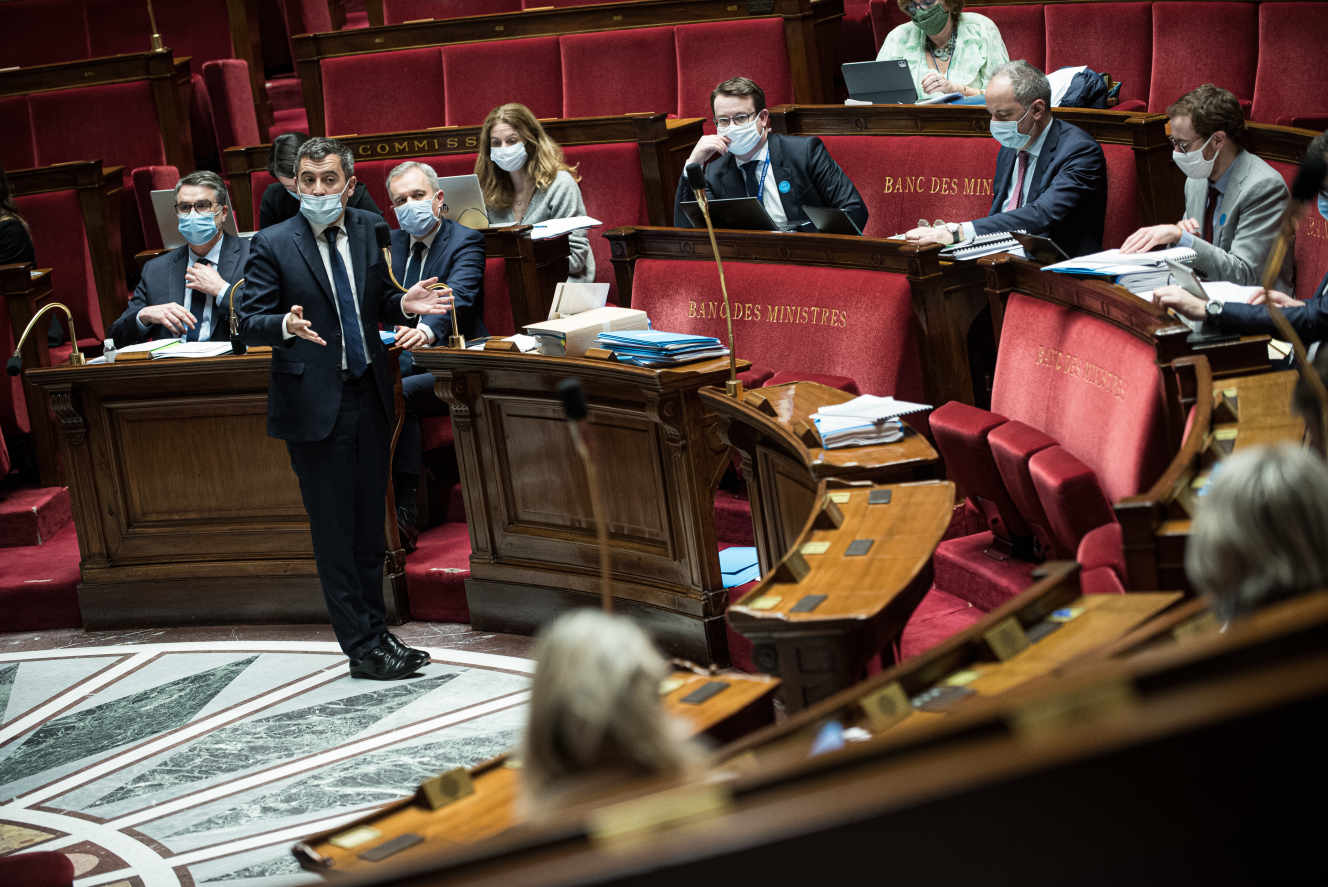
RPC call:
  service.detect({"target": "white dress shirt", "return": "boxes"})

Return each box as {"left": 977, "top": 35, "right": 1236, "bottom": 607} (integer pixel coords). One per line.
{"left": 283, "top": 214, "right": 370, "bottom": 372}
{"left": 740, "top": 141, "right": 790, "bottom": 231}
{"left": 138, "top": 237, "right": 229, "bottom": 340}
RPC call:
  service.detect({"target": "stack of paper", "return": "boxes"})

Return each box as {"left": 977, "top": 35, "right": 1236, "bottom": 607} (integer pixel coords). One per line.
{"left": 523, "top": 306, "right": 648, "bottom": 356}
{"left": 592, "top": 330, "right": 729, "bottom": 367}
{"left": 152, "top": 341, "right": 232, "bottom": 359}
{"left": 810, "top": 395, "right": 931, "bottom": 448}
{"left": 1044, "top": 247, "right": 1197, "bottom": 294}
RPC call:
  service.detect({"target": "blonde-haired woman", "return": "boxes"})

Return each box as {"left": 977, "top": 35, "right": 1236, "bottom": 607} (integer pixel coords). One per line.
{"left": 519, "top": 610, "right": 702, "bottom": 818}
{"left": 477, "top": 103, "right": 594, "bottom": 282}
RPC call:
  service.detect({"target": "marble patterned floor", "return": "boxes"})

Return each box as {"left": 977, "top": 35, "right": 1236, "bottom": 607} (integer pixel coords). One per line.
{"left": 0, "top": 627, "right": 535, "bottom": 886}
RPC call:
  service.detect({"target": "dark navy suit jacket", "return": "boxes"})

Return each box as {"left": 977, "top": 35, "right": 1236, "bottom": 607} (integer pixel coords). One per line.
{"left": 1219, "top": 270, "right": 1328, "bottom": 341}
{"left": 673, "top": 133, "right": 868, "bottom": 232}
{"left": 389, "top": 219, "right": 487, "bottom": 341}
{"left": 973, "top": 117, "right": 1107, "bottom": 258}
{"left": 108, "top": 234, "right": 249, "bottom": 346}
{"left": 238, "top": 207, "right": 412, "bottom": 443}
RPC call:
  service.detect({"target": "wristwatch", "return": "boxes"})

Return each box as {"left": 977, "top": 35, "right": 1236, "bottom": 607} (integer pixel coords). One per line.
{"left": 1205, "top": 300, "right": 1222, "bottom": 323}
{"left": 944, "top": 222, "right": 964, "bottom": 243}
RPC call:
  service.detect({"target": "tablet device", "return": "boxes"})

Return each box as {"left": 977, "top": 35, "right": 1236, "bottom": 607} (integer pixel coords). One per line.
{"left": 679, "top": 197, "right": 777, "bottom": 231}
{"left": 803, "top": 205, "right": 862, "bottom": 235}
{"left": 841, "top": 59, "right": 918, "bottom": 105}
{"left": 1165, "top": 258, "right": 1208, "bottom": 300}
{"left": 436, "top": 174, "right": 489, "bottom": 230}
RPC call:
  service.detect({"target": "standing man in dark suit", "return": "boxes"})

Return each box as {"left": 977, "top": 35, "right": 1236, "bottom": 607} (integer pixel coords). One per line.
{"left": 238, "top": 137, "right": 456, "bottom": 680}
{"left": 674, "top": 76, "right": 868, "bottom": 233}
{"left": 108, "top": 171, "right": 249, "bottom": 346}
{"left": 905, "top": 60, "right": 1107, "bottom": 257}
{"left": 384, "top": 159, "right": 486, "bottom": 546}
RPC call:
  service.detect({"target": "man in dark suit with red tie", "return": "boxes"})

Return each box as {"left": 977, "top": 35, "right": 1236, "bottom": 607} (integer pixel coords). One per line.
{"left": 238, "top": 137, "right": 456, "bottom": 680}
{"left": 108, "top": 171, "right": 249, "bottom": 346}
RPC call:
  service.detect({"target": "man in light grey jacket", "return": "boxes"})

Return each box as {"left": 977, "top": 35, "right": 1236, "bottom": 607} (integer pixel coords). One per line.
{"left": 1120, "top": 83, "right": 1291, "bottom": 293}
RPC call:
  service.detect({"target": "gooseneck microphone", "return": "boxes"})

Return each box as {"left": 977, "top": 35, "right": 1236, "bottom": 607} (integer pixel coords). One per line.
{"left": 226, "top": 278, "right": 247, "bottom": 355}
{"left": 558, "top": 378, "right": 613, "bottom": 611}
{"left": 7, "top": 302, "right": 86, "bottom": 376}
{"left": 687, "top": 161, "right": 742, "bottom": 399}
{"left": 1260, "top": 152, "right": 1328, "bottom": 454}
{"left": 379, "top": 221, "right": 466, "bottom": 349}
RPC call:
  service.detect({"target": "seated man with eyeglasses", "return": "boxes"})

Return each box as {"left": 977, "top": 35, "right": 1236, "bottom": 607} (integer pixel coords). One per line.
{"left": 1122, "top": 83, "right": 1292, "bottom": 292}
{"left": 109, "top": 170, "right": 250, "bottom": 346}
{"left": 673, "top": 76, "right": 867, "bottom": 233}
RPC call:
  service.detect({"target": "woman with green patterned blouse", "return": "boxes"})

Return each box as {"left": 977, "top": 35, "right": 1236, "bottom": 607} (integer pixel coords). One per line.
{"left": 875, "top": 0, "right": 1009, "bottom": 101}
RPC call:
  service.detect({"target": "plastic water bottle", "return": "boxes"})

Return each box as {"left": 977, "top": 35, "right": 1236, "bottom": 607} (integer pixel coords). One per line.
{"left": 102, "top": 338, "right": 116, "bottom": 364}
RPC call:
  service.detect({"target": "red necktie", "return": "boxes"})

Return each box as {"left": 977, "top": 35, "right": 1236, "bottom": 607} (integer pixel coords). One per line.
{"left": 1004, "top": 151, "right": 1029, "bottom": 212}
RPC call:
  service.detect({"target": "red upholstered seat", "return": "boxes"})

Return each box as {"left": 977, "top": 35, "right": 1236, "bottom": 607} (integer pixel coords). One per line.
{"left": 0, "top": 850, "right": 75, "bottom": 887}
{"left": 15, "top": 189, "right": 108, "bottom": 343}
{"left": 560, "top": 27, "right": 678, "bottom": 119}
{"left": 931, "top": 531, "right": 1038, "bottom": 612}
{"left": 189, "top": 73, "right": 221, "bottom": 171}
{"left": 978, "top": 5, "right": 1044, "bottom": 70}
{"left": 987, "top": 418, "right": 1057, "bottom": 558}
{"left": 1077, "top": 521, "right": 1127, "bottom": 595}
{"left": 1148, "top": 2, "right": 1257, "bottom": 112}
{"left": 818, "top": 135, "right": 999, "bottom": 239}
{"left": 868, "top": 0, "right": 908, "bottom": 50}
{"left": 322, "top": 48, "right": 445, "bottom": 136}
{"left": 714, "top": 489, "right": 755, "bottom": 547}
{"left": 675, "top": 19, "right": 793, "bottom": 120}
{"left": 441, "top": 37, "right": 563, "bottom": 127}
{"left": 282, "top": 0, "right": 334, "bottom": 34}
{"left": 740, "top": 365, "right": 776, "bottom": 388}
{"left": 1044, "top": 3, "right": 1152, "bottom": 107}
{"left": 248, "top": 170, "right": 278, "bottom": 230}
{"left": 1252, "top": 3, "right": 1328, "bottom": 125}
{"left": 561, "top": 143, "right": 649, "bottom": 293}
{"left": 1028, "top": 444, "right": 1117, "bottom": 559}
{"left": 991, "top": 292, "right": 1168, "bottom": 503}
{"left": 385, "top": 0, "right": 520, "bottom": 20}
{"left": 1100, "top": 144, "right": 1142, "bottom": 249}
{"left": 1265, "top": 160, "right": 1328, "bottom": 304}
{"left": 0, "top": 97, "right": 36, "bottom": 171}
{"left": 203, "top": 60, "right": 262, "bottom": 155}
{"left": 131, "top": 165, "right": 180, "bottom": 251}
{"left": 898, "top": 585, "right": 982, "bottom": 660}
{"left": 928, "top": 402, "right": 1031, "bottom": 547}
{"left": 765, "top": 370, "right": 859, "bottom": 394}
{"left": 483, "top": 256, "right": 515, "bottom": 335}
{"left": 629, "top": 259, "right": 924, "bottom": 400}
{"left": 29, "top": 82, "right": 167, "bottom": 170}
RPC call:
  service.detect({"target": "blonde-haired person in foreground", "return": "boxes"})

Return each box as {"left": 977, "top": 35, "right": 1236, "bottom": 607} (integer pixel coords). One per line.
{"left": 1186, "top": 443, "right": 1328, "bottom": 623}
{"left": 475, "top": 102, "right": 594, "bottom": 282}
{"left": 519, "top": 610, "right": 703, "bottom": 818}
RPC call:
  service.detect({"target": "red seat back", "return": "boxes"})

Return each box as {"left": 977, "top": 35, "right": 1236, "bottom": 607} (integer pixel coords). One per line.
{"left": 282, "top": 0, "right": 334, "bottom": 34}
{"left": 29, "top": 82, "right": 167, "bottom": 169}
{"left": 868, "top": 0, "right": 907, "bottom": 51}
{"left": 321, "top": 48, "right": 445, "bottom": 136}
{"left": 1149, "top": 2, "right": 1258, "bottom": 113}
{"left": 675, "top": 19, "right": 793, "bottom": 121}
{"left": 560, "top": 143, "right": 648, "bottom": 293}
{"left": 384, "top": 0, "right": 520, "bottom": 22}
{"left": 1044, "top": 3, "right": 1152, "bottom": 107}
{"left": 630, "top": 259, "right": 924, "bottom": 400}
{"left": 819, "top": 134, "right": 999, "bottom": 238}
{"left": 979, "top": 5, "right": 1044, "bottom": 69}
{"left": 483, "top": 256, "right": 515, "bottom": 335}
{"left": 1252, "top": 3, "right": 1328, "bottom": 125}
{"left": 1077, "top": 520, "right": 1128, "bottom": 594}
{"left": 441, "top": 37, "right": 563, "bottom": 127}
{"left": 929, "top": 402, "right": 1030, "bottom": 545}
{"left": 1028, "top": 444, "right": 1117, "bottom": 558}
{"left": 249, "top": 170, "right": 278, "bottom": 230}
{"left": 1266, "top": 158, "right": 1328, "bottom": 303}
{"left": 991, "top": 292, "right": 1168, "bottom": 502}
{"left": 15, "top": 189, "right": 106, "bottom": 342}
{"left": 987, "top": 418, "right": 1058, "bottom": 558}
{"left": 560, "top": 27, "right": 678, "bottom": 119}
{"left": 1101, "top": 143, "right": 1141, "bottom": 248}
{"left": 0, "top": 97, "right": 37, "bottom": 171}
{"left": 131, "top": 165, "right": 180, "bottom": 251}
{"left": 203, "top": 60, "right": 261, "bottom": 154}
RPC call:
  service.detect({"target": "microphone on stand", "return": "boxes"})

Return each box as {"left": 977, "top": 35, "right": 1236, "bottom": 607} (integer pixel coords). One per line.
{"left": 687, "top": 161, "right": 742, "bottom": 399}
{"left": 1259, "top": 152, "right": 1328, "bottom": 455}
{"left": 558, "top": 378, "right": 613, "bottom": 612}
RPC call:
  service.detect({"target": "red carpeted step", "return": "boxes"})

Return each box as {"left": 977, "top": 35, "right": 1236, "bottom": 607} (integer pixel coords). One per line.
{"left": 714, "top": 489, "right": 755, "bottom": 548}
{"left": 930, "top": 531, "right": 1038, "bottom": 613}
{"left": 0, "top": 486, "right": 72, "bottom": 548}
{"left": 898, "top": 585, "right": 983, "bottom": 661}
{"left": 405, "top": 521, "right": 472, "bottom": 623}
{"left": 0, "top": 521, "right": 82, "bottom": 631}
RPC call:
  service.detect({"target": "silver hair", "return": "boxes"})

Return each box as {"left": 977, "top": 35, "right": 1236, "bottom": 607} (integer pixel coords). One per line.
{"left": 385, "top": 160, "right": 441, "bottom": 194}
{"left": 992, "top": 60, "right": 1051, "bottom": 109}
{"left": 295, "top": 136, "right": 354, "bottom": 178}
{"left": 173, "top": 170, "right": 228, "bottom": 207}
{"left": 519, "top": 610, "right": 701, "bottom": 816}
{"left": 1186, "top": 443, "right": 1328, "bottom": 622}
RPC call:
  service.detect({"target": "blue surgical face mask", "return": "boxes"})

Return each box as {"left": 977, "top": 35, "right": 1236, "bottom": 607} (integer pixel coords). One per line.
{"left": 395, "top": 197, "right": 439, "bottom": 238}
{"left": 285, "top": 187, "right": 300, "bottom": 200}
{"left": 298, "top": 183, "right": 348, "bottom": 227}
{"left": 989, "top": 105, "right": 1034, "bottom": 151}
{"left": 1318, "top": 192, "right": 1328, "bottom": 221}
{"left": 178, "top": 210, "right": 219, "bottom": 246}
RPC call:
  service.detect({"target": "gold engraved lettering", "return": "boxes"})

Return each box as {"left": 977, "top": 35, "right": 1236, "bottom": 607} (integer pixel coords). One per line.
{"left": 393, "top": 140, "right": 410, "bottom": 153}
{"left": 962, "top": 176, "right": 994, "bottom": 197}
{"left": 1033, "top": 345, "right": 1127, "bottom": 399}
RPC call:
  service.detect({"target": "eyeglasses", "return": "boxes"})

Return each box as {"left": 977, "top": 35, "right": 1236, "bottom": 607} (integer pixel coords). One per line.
{"left": 1169, "top": 134, "right": 1207, "bottom": 154}
{"left": 714, "top": 112, "right": 758, "bottom": 130}
{"left": 175, "top": 200, "right": 219, "bottom": 215}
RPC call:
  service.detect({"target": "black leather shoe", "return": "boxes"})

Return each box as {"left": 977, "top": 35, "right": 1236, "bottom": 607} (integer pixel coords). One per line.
{"left": 349, "top": 644, "right": 419, "bottom": 680}
{"left": 396, "top": 505, "right": 419, "bottom": 553}
{"left": 381, "top": 632, "right": 429, "bottom": 671}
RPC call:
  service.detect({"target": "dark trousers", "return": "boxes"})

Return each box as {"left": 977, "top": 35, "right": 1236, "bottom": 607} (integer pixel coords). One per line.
{"left": 394, "top": 351, "right": 451, "bottom": 478}
{"left": 287, "top": 377, "right": 390, "bottom": 658}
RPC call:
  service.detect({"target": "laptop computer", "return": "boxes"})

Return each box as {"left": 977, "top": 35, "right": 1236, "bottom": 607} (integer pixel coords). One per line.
{"left": 803, "top": 205, "right": 862, "bottom": 235}
{"left": 436, "top": 174, "right": 489, "bottom": 230}
{"left": 842, "top": 59, "right": 917, "bottom": 105}
{"left": 151, "top": 188, "right": 243, "bottom": 250}
{"left": 679, "top": 197, "right": 777, "bottom": 231}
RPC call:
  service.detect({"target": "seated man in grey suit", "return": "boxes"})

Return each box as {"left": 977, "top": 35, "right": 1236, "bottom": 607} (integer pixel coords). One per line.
{"left": 108, "top": 170, "right": 249, "bottom": 345}
{"left": 1121, "top": 83, "right": 1292, "bottom": 291}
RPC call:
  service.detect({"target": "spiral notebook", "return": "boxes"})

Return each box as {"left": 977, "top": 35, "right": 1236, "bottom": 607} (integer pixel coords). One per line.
{"left": 940, "top": 230, "right": 1028, "bottom": 261}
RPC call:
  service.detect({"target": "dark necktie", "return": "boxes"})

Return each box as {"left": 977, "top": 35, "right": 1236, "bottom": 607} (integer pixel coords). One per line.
{"left": 1202, "top": 185, "right": 1220, "bottom": 243}
{"left": 324, "top": 227, "right": 368, "bottom": 378}
{"left": 1004, "top": 151, "right": 1030, "bottom": 212}
{"left": 403, "top": 241, "right": 426, "bottom": 289}
{"left": 741, "top": 160, "right": 760, "bottom": 198}
{"left": 186, "top": 257, "right": 211, "bottom": 343}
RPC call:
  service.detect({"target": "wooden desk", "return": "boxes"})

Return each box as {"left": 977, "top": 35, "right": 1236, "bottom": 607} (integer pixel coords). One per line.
{"left": 701, "top": 381, "right": 939, "bottom": 573}
{"left": 727, "top": 480, "right": 954, "bottom": 711}
{"left": 413, "top": 349, "right": 745, "bottom": 664}
{"left": 295, "top": 669, "right": 780, "bottom": 876}
{"left": 24, "top": 355, "right": 408, "bottom": 627}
